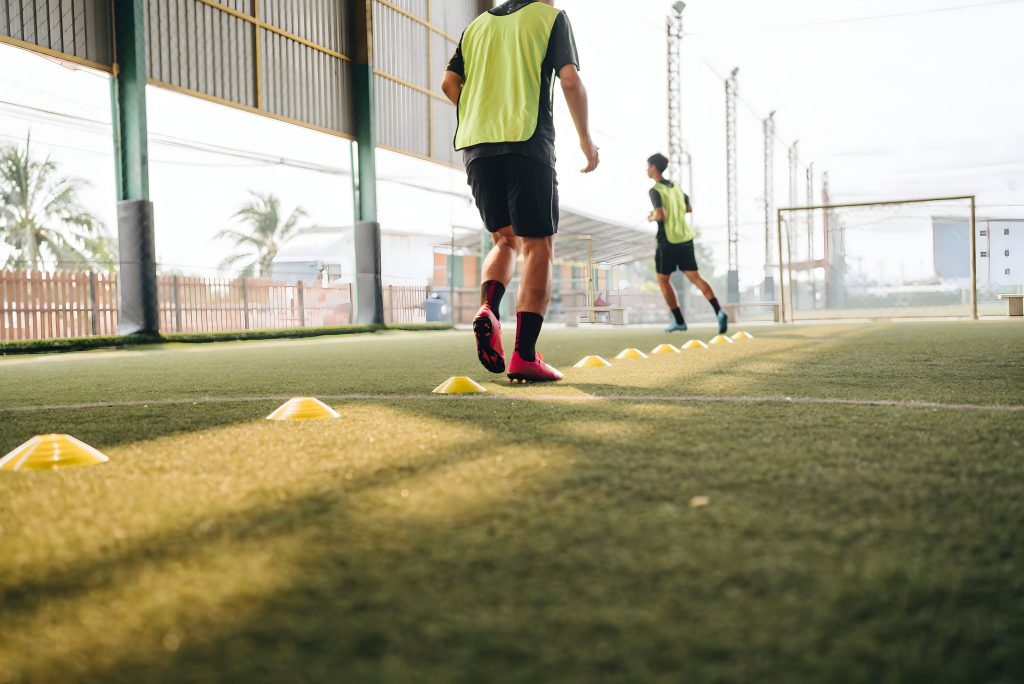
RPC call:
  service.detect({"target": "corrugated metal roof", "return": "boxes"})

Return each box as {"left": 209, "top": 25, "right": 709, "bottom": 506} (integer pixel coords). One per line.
{"left": 455, "top": 208, "right": 656, "bottom": 266}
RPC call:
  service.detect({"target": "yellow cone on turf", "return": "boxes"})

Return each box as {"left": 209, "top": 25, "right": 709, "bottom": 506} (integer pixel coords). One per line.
{"left": 615, "top": 348, "right": 648, "bottom": 360}
{"left": 651, "top": 343, "right": 680, "bottom": 355}
{"left": 574, "top": 355, "right": 612, "bottom": 368}
{"left": 433, "top": 376, "right": 488, "bottom": 394}
{"left": 0, "top": 434, "right": 109, "bottom": 472}
{"left": 682, "top": 339, "right": 708, "bottom": 350}
{"left": 732, "top": 331, "right": 754, "bottom": 340}
{"left": 709, "top": 335, "right": 734, "bottom": 345}
{"left": 266, "top": 397, "right": 341, "bottom": 420}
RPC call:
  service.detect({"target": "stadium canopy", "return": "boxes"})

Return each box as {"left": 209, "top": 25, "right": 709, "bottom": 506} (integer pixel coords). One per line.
{"left": 455, "top": 207, "right": 656, "bottom": 266}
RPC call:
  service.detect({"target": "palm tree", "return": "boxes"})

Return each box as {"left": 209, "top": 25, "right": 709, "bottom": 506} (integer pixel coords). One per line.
{"left": 0, "top": 135, "right": 116, "bottom": 271}
{"left": 216, "top": 192, "right": 307, "bottom": 277}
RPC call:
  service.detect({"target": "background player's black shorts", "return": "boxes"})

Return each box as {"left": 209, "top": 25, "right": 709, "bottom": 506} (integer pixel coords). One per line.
{"left": 466, "top": 154, "right": 558, "bottom": 238}
{"left": 656, "top": 240, "right": 699, "bottom": 275}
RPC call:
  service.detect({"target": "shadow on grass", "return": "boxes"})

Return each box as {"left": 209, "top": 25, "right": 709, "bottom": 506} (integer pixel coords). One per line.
{"left": 7, "top": 385, "right": 1023, "bottom": 683}
{"left": 25, "top": 402, "right": 1024, "bottom": 683}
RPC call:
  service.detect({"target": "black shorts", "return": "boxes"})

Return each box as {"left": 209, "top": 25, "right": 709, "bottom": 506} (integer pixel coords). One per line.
{"left": 466, "top": 154, "right": 559, "bottom": 238}
{"left": 656, "top": 240, "right": 699, "bottom": 275}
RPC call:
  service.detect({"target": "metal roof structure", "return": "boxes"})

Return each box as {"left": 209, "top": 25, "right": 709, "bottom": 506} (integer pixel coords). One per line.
{"left": 455, "top": 207, "right": 656, "bottom": 267}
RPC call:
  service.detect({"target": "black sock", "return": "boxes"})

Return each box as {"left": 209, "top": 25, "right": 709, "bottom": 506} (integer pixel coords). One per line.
{"left": 480, "top": 281, "right": 505, "bottom": 319}
{"left": 515, "top": 312, "right": 543, "bottom": 362}
{"left": 671, "top": 307, "right": 685, "bottom": 325}
{"left": 709, "top": 297, "right": 722, "bottom": 314}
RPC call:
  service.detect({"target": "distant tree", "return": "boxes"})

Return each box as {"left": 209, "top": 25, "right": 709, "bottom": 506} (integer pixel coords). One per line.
{"left": 216, "top": 192, "right": 307, "bottom": 277}
{"left": 0, "top": 135, "right": 116, "bottom": 271}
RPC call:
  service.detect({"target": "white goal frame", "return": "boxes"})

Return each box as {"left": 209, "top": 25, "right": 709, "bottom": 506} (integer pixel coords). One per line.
{"left": 775, "top": 195, "right": 977, "bottom": 323}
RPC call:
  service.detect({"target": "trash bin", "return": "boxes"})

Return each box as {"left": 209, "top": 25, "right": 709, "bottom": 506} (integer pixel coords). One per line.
{"left": 424, "top": 293, "right": 448, "bottom": 322}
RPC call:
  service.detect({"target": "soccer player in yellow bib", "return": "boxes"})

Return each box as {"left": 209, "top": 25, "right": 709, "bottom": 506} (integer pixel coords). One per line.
{"left": 647, "top": 153, "right": 728, "bottom": 335}
{"left": 443, "top": 0, "right": 599, "bottom": 383}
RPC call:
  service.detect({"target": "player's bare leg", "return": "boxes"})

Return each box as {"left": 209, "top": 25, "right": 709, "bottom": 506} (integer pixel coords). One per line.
{"left": 474, "top": 226, "right": 520, "bottom": 373}
{"left": 508, "top": 235, "right": 562, "bottom": 383}
{"left": 684, "top": 270, "right": 728, "bottom": 334}
{"left": 659, "top": 273, "right": 688, "bottom": 333}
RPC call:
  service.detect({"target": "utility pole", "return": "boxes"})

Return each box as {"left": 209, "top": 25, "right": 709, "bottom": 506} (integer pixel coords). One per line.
{"left": 763, "top": 111, "right": 775, "bottom": 300}
{"left": 666, "top": 2, "right": 687, "bottom": 188}
{"left": 725, "top": 67, "right": 739, "bottom": 303}
{"left": 806, "top": 162, "right": 815, "bottom": 262}
{"left": 805, "top": 162, "right": 816, "bottom": 307}
{"left": 788, "top": 141, "right": 799, "bottom": 210}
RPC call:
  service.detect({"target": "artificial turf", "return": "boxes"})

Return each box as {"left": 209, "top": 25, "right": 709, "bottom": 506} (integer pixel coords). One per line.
{"left": 0, "top": 321, "right": 1022, "bottom": 683}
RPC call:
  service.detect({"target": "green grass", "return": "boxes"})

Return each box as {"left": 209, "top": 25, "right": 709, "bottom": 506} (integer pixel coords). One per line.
{"left": 1, "top": 322, "right": 1022, "bottom": 683}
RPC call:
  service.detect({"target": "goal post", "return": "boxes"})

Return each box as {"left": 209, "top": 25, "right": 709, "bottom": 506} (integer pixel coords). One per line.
{"left": 776, "top": 195, "right": 977, "bottom": 322}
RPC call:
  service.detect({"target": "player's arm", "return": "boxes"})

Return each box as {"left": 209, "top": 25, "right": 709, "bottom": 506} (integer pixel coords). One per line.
{"left": 441, "top": 70, "right": 463, "bottom": 105}
{"left": 559, "top": 64, "right": 599, "bottom": 173}
{"left": 442, "top": 41, "right": 465, "bottom": 106}
{"left": 648, "top": 189, "right": 665, "bottom": 222}
{"left": 685, "top": 194, "right": 693, "bottom": 214}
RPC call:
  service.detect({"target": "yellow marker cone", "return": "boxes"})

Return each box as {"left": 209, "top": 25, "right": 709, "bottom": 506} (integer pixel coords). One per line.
{"left": 614, "top": 348, "right": 648, "bottom": 360}
{"left": 0, "top": 434, "right": 109, "bottom": 472}
{"left": 682, "top": 339, "right": 709, "bottom": 350}
{"left": 433, "top": 376, "right": 488, "bottom": 394}
{"left": 709, "top": 335, "right": 734, "bottom": 345}
{"left": 266, "top": 397, "right": 341, "bottom": 420}
{"left": 574, "top": 355, "right": 613, "bottom": 368}
{"left": 651, "top": 343, "right": 680, "bottom": 355}
{"left": 732, "top": 331, "right": 754, "bottom": 340}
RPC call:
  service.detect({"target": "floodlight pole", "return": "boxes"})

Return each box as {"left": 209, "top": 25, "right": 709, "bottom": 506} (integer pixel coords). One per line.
{"left": 725, "top": 67, "right": 740, "bottom": 303}
{"left": 762, "top": 111, "right": 776, "bottom": 300}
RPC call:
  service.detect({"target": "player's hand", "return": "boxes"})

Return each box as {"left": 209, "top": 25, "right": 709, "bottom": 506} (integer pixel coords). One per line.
{"left": 580, "top": 136, "right": 600, "bottom": 173}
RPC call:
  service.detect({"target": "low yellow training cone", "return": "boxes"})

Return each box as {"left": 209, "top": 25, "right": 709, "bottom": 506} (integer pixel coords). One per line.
{"left": 732, "top": 331, "right": 754, "bottom": 340}
{"left": 0, "top": 434, "right": 109, "bottom": 471}
{"left": 574, "top": 355, "right": 612, "bottom": 368}
{"left": 433, "top": 376, "right": 488, "bottom": 394}
{"left": 615, "top": 348, "right": 648, "bottom": 360}
{"left": 709, "top": 335, "right": 734, "bottom": 345}
{"left": 266, "top": 397, "right": 341, "bottom": 420}
{"left": 682, "top": 339, "right": 708, "bottom": 350}
{"left": 651, "top": 343, "right": 680, "bottom": 355}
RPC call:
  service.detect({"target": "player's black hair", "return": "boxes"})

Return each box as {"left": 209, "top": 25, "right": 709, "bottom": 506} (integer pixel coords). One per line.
{"left": 648, "top": 153, "right": 669, "bottom": 174}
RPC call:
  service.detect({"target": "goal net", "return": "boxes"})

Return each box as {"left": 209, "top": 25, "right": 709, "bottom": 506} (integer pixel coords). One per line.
{"left": 777, "top": 196, "right": 977, "bottom": 321}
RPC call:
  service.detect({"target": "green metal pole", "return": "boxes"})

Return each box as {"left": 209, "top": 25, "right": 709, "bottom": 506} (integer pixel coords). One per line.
{"left": 349, "top": 0, "right": 383, "bottom": 325}
{"left": 111, "top": 0, "right": 150, "bottom": 202}
{"left": 352, "top": 0, "right": 377, "bottom": 223}
{"left": 110, "top": 0, "right": 158, "bottom": 335}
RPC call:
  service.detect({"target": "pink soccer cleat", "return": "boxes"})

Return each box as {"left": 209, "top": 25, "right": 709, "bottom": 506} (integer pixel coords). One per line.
{"left": 472, "top": 304, "right": 505, "bottom": 373}
{"left": 507, "top": 352, "right": 563, "bottom": 384}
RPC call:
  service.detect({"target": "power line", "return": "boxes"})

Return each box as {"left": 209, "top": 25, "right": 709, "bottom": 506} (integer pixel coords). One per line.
{"left": 684, "top": 0, "right": 1024, "bottom": 35}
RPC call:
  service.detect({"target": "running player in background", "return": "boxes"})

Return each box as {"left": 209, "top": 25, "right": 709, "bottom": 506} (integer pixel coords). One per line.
{"left": 647, "top": 153, "right": 728, "bottom": 335}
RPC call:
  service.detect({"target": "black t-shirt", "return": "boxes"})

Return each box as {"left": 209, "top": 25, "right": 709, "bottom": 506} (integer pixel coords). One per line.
{"left": 447, "top": 0, "right": 579, "bottom": 169}
{"left": 649, "top": 180, "right": 691, "bottom": 246}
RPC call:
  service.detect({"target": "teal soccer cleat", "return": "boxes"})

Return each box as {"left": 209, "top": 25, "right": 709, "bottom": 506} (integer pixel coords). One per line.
{"left": 663, "top": 320, "right": 688, "bottom": 333}
{"left": 717, "top": 310, "right": 729, "bottom": 334}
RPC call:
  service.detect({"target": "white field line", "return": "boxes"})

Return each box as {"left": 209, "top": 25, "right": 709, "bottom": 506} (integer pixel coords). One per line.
{"left": 2, "top": 394, "right": 1022, "bottom": 413}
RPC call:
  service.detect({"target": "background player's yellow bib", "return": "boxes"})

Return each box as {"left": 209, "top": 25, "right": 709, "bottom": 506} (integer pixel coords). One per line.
{"left": 454, "top": 3, "right": 561, "bottom": 150}
{"left": 652, "top": 183, "right": 696, "bottom": 244}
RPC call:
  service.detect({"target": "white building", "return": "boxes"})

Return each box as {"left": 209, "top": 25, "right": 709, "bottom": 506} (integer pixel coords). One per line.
{"left": 977, "top": 219, "right": 1024, "bottom": 287}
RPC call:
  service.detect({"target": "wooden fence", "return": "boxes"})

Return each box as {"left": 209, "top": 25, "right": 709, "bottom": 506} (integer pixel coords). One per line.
{"left": 0, "top": 269, "right": 437, "bottom": 342}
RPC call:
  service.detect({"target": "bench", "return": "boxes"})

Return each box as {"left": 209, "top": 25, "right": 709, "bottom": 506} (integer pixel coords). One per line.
{"left": 563, "top": 306, "right": 629, "bottom": 327}
{"left": 998, "top": 293, "right": 1024, "bottom": 317}
{"left": 721, "top": 301, "right": 782, "bottom": 324}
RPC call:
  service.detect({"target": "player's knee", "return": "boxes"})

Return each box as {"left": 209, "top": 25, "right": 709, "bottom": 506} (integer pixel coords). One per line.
{"left": 522, "top": 237, "right": 554, "bottom": 262}
{"left": 657, "top": 273, "right": 671, "bottom": 284}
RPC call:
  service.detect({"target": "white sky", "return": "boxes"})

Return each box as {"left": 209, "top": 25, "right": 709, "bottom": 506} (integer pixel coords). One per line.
{"left": 1, "top": 0, "right": 1022, "bottom": 285}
